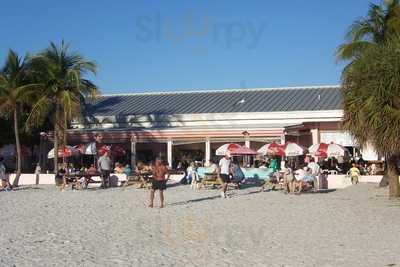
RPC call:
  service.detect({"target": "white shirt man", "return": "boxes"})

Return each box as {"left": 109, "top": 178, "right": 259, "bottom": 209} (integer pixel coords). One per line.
{"left": 218, "top": 154, "right": 231, "bottom": 198}
{"left": 307, "top": 159, "right": 320, "bottom": 177}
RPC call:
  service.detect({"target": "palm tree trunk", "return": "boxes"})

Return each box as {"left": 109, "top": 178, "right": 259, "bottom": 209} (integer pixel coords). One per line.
{"left": 387, "top": 155, "right": 400, "bottom": 198}
{"left": 53, "top": 103, "right": 60, "bottom": 174}
{"left": 12, "top": 107, "right": 22, "bottom": 187}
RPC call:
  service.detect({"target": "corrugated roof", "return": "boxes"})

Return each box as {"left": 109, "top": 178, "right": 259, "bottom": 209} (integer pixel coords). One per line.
{"left": 85, "top": 85, "right": 342, "bottom": 117}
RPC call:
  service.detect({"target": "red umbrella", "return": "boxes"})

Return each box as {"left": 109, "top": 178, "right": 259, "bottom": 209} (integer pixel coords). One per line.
{"left": 97, "top": 145, "right": 111, "bottom": 156}
{"left": 280, "top": 142, "right": 305, "bottom": 157}
{"left": 257, "top": 142, "right": 285, "bottom": 156}
{"left": 47, "top": 146, "right": 79, "bottom": 159}
{"left": 309, "top": 142, "right": 348, "bottom": 157}
{"left": 215, "top": 143, "right": 242, "bottom": 156}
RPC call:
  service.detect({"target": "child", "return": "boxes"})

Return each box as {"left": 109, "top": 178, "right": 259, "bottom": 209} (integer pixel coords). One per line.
{"left": 349, "top": 163, "right": 360, "bottom": 184}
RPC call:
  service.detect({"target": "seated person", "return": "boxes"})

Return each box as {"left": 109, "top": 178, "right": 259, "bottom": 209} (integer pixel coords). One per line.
{"left": 124, "top": 164, "right": 132, "bottom": 176}
{"left": 231, "top": 159, "right": 245, "bottom": 188}
{"left": 294, "top": 167, "right": 314, "bottom": 193}
{"left": 86, "top": 164, "right": 97, "bottom": 175}
{"left": 282, "top": 167, "right": 296, "bottom": 193}
{"left": 114, "top": 163, "right": 124, "bottom": 174}
{"left": 141, "top": 163, "right": 153, "bottom": 173}
{"left": 349, "top": 163, "right": 360, "bottom": 184}
{"left": 206, "top": 159, "right": 218, "bottom": 174}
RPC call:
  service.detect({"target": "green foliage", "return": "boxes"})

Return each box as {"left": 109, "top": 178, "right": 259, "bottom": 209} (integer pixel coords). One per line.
{"left": 336, "top": 0, "right": 400, "bottom": 61}
{"left": 341, "top": 38, "right": 400, "bottom": 156}
{"left": 27, "top": 40, "right": 99, "bottom": 133}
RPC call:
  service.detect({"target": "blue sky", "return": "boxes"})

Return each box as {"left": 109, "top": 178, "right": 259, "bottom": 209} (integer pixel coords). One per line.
{"left": 0, "top": 0, "right": 369, "bottom": 93}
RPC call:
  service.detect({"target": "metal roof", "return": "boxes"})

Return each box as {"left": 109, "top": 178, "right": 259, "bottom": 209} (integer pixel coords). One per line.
{"left": 85, "top": 85, "right": 342, "bottom": 118}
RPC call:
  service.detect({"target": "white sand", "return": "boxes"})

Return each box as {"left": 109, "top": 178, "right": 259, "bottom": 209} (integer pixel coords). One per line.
{"left": 1, "top": 183, "right": 400, "bottom": 267}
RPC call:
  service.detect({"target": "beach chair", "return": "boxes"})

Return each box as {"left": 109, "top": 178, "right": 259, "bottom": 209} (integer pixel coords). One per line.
{"left": 199, "top": 173, "right": 222, "bottom": 189}
{"left": 122, "top": 173, "right": 142, "bottom": 189}
{"left": 261, "top": 172, "right": 279, "bottom": 192}
{"left": 123, "top": 172, "right": 153, "bottom": 189}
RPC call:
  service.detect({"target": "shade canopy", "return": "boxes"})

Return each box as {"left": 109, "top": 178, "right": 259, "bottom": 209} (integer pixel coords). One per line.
{"left": 75, "top": 142, "right": 97, "bottom": 155}
{"left": 258, "top": 142, "right": 305, "bottom": 157}
{"left": 230, "top": 146, "right": 259, "bottom": 156}
{"left": 257, "top": 142, "right": 285, "bottom": 156}
{"left": 48, "top": 146, "right": 79, "bottom": 159}
{"left": 308, "top": 142, "right": 348, "bottom": 157}
{"left": 215, "top": 143, "right": 242, "bottom": 156}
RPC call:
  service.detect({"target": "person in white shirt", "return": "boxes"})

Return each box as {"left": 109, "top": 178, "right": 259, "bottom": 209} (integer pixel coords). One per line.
{"left": 307, "top": 158, "right": 320, "bottom": 177}
{"left": 294, "top": 166, "right": 313, "bottom": 193}
{"left": 218, "top": 153, "right": 231, "bottom": 198}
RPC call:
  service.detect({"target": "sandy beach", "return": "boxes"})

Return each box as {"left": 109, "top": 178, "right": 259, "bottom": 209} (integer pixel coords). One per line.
{"left": 1, "top": 183, "right": 400, "bottom": 267}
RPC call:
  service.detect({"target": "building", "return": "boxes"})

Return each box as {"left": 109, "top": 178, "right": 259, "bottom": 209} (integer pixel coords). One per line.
{"left": 67, "top": 85, "right": 374, "bottom": 167}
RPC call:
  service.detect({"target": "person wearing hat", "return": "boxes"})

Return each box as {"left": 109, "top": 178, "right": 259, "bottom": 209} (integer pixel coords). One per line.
{"left": 218, "top": 153, "right": 232, "bottom": 198}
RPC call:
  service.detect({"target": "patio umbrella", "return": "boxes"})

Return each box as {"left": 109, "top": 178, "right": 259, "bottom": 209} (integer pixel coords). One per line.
{"left": 308, "top": 142, "right": 348, "bottom": 157}
{"left": 97, "top": 144, "right": 111, "bottom": 156}
{"left": 47, "top": 146, "right": 80, "bottom": 159}
{"left": 230, "top": 146, "right": 259, "bottom": 156}
{"left": 257, "top": 142, "right": 285, "bottom": 156}
{"left": 280, "top": 142, "right": 305, "bottom": 157}
{"left": 75, "top": 142, "right": 97, "bottom": 155}
{"left": 215, "top": 143, "right": 242, "bottom": 156}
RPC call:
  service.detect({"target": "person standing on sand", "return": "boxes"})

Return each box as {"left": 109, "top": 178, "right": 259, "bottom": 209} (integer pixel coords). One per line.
{"left": 218, "top": 153, "right": 231, "bottom": 198}
{"left": 98, "top": 151, "right": 112, "bottom": 189}
{"left": 0, "top": 156, "right": 12, "bottom": 191}
{"left": 149, "top": 158, "right": 169, "bottom": 208}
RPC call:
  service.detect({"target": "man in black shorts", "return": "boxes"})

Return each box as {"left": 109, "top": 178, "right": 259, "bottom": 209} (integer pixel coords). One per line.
{"left": 218, "top": 153, "right": 231, "bottom": 198}
{"left": 150, "top": 158, "right": 169, "bottom": 208}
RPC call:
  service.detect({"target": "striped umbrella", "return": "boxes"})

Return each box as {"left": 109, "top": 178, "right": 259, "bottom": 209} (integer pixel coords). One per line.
{"left": 308, "top": 142, "right": 348, "bottom": 157}
{"left": 257, "top": 142, "right": 285, "bottom": 156}
{"left": 48, "top": 146, "right": 80, "bottom": 159}
{"left": 215, "top": 143, "right": 242, "bottom": 156}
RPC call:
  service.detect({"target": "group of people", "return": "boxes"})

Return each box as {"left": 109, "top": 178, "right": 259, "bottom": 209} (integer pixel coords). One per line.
{"left": 282, "top": 158, "right": 323, "bottom": 194}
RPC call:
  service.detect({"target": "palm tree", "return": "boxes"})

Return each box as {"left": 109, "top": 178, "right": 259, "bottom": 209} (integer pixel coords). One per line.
{"left": 341, "top": 38, "right": 400, "bottom": 198}
{"left": 0, "top": 50, "right": 38, "bottom": 186}
{"left": 336, "top": 0, "right": 400, "bottom": 61}
{"left": 27, "top": 41, "right": 99, "bottom": 174}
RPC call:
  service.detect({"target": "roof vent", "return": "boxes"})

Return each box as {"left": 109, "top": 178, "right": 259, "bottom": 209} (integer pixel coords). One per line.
{"left": 236, "top": 99, "right": 246, "bottom": 105}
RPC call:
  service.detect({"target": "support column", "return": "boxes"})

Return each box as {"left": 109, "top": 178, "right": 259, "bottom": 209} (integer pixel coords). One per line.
{"left": 130, "top": 136, "right": 137, "bottom": 169}
{"left": 280, "top": 134, "right": 286, "bottom": 169}
{"left": 311, "top": 129, "right": 320, "bottom": 145}
{"left": 245, "top": 139, "right": 250, "bottom": 148}
{"left": 310, "top": 128, "right": 320, "bottom": 162}
{"left": 167, "top": 139, "right": 173, "bottom": 168}
{"left": 205, "top": 138, "right": 211, "bottom": 165}
{"left": 280, "top": 134, "right": 286, "bottom": 145}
